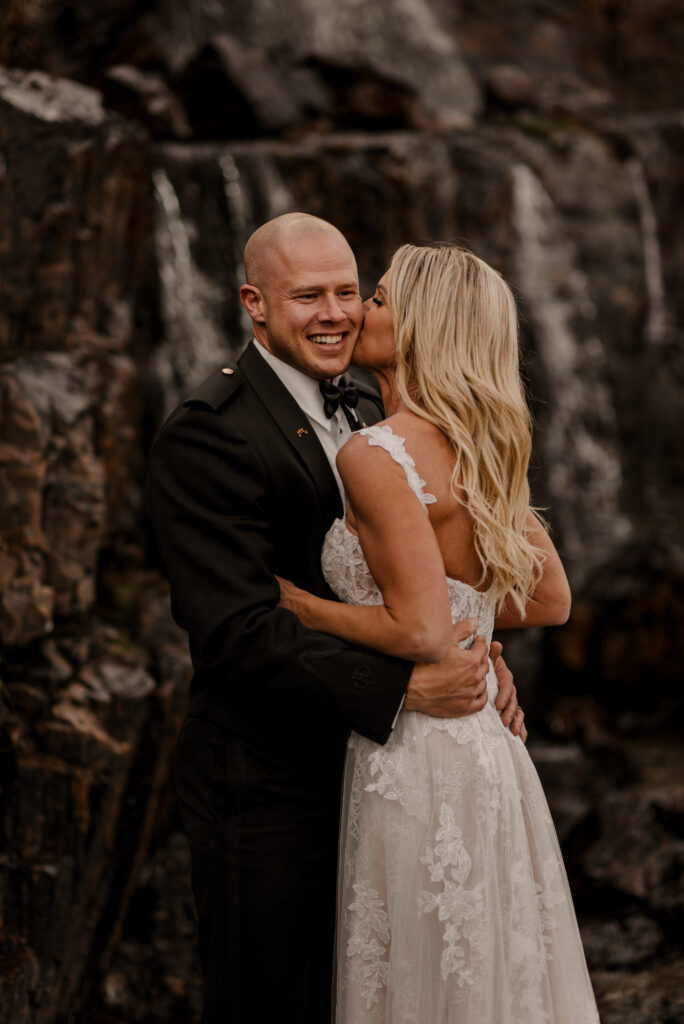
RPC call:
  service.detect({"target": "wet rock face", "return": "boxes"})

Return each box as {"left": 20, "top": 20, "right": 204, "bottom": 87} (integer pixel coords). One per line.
{"left": 0, "top": 68, "right": 190, "bottom": 1023}
{"left": 3, "top": 0, "right": 684, "bottom": 146}
{"left": 0, "top": 0, "right": 148, "bottom": 81}
{"left": 0, "top": 0, "right": 481, "bottom": 138}
{"left": 0, "top": 68, "right": 151, "bottom": 355}
{"left": 0, "top": 69, "right": 152, "bottom": 647}
{"left": 1, "top": 4, "right": 683, "bottom": 1024}
{"left": 149, "top": 0, "right": 482, "bottom": 127}
{"left": 0, "top": 592, "right": 191, "bottom": 1024}
{"left": 457, "top": 0, "right": 684, "bottom": 114}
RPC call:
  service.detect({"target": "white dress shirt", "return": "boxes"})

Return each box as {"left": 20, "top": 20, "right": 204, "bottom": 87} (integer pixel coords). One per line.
{"left": 252, "top": 339, "right": 353, "bottom": 504}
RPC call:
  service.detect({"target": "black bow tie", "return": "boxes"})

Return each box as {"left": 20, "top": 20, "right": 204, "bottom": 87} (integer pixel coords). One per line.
{"left": 319, "top": 378, "right": 360, "bottom": 427}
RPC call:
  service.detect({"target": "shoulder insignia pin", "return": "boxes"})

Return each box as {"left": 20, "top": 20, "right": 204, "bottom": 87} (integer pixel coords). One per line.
{"left": 296, "top": 427, "right": 309, "bottom": 437}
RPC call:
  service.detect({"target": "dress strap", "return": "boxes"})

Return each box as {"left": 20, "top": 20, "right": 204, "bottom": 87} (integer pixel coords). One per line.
{"left": 359, "top": 424, "right": 437, "bottom": 513}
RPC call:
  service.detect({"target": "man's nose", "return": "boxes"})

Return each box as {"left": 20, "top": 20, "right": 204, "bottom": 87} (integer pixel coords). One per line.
{"left": 318, "top": 294, "right": 346, "bottom": 322}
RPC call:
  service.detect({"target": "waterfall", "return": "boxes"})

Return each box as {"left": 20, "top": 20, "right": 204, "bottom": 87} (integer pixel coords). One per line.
{"left": 511, "top": 163, "right": 632, "bottom": 587}
{"left": 218, "top": 152, "right": 248, "bottom": 274}
{"left": 218, "top": 152, "right": 252, "bottom": 343}
{"left": 150, "top": 167, "right": 229, "bottom": 418}
{"left": 627, "top": 157, "right": 668, "bottom": 347}
{"left": 218, "top": 148, "right": 297, "bottom": 346}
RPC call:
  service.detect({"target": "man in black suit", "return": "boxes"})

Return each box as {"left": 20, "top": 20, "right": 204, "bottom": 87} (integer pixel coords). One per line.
{"left": 146, "top": 214, "right": 521, "bottom": 1023}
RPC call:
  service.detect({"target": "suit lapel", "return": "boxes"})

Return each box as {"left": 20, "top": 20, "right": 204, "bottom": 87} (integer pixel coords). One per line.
{"left": 238, "top": 343, "right": 344, "bottom": 522}
{"left": 354, "top": 394, "right": 384, "bottom": 429}
{"left": 345, "top": 366, "right": 385, "bottom": 428}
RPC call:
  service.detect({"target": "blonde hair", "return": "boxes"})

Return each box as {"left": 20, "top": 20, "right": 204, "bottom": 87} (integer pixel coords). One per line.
{"left": 388, "top": 243, "right": 546, "bottom": 616}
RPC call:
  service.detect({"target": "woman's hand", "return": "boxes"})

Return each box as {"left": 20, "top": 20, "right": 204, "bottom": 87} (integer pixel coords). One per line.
{"left": 490, "top": 640, "right": 527, "bottom": 743}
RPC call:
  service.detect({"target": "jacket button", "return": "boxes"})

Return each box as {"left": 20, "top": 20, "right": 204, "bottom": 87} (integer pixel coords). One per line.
{"left": 353, "top": 665, "right": 372, "bottom": 690}
{"left": 221, "top": 367, "right": 234, "bottom": 375}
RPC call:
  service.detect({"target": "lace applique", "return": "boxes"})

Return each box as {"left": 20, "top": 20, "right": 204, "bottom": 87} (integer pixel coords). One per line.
{"left": 359, "top": 424, "right": 437, "bottom": 512}
{"left": 419, "top": 804, "right": 486, "bottom": 985}
{"left": 346, "top": 881, "right": 391, "bottom": 1009}
{"left": 434, "top": 763, "right": 468, "bottom": 804}
{"left": 506, "top": 857, "right": 570, "bottom": 1023}
{"left": 321, "top": 518, "right": 384, "bottom": 607}
{"left": 365, "top": 736, "right": 430, "bottom": 823}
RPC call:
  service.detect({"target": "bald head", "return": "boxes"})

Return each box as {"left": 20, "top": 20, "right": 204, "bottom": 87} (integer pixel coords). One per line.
{"left": 243, "top": 213, "right": 351, "bottom": 293}
{"left": 239, "top": 212, "right": 363, "bottom": 380}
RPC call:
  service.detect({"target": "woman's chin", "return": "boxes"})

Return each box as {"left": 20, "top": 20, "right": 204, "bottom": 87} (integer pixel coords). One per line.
{"left": 352, "top": 355, "right": 392, "bottom": 378}
{"left": 351, "top": 347, "right": 382, "bottom": 373}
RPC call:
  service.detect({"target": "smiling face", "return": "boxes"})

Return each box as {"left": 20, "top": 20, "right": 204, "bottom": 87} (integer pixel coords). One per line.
{"left": 353, "top": 271, "right": 396, "bottom": 373}
{"left": 240, "top": 230, "right": 363, "bottom": 381}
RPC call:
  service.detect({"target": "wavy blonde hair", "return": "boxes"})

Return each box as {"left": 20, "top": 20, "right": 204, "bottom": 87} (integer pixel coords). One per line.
{"left": 388, "top": 243, "right": 546, "bottom": 616}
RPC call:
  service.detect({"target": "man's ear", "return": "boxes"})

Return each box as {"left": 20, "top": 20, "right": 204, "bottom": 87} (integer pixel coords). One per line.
{"left": 240, "top": 284, "right": 266, "bottom": 323}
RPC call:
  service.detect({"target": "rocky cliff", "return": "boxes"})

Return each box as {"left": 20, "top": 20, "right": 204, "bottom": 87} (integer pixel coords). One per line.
{"left": 1, "top": 2, "right": 683, "bottom": 1022}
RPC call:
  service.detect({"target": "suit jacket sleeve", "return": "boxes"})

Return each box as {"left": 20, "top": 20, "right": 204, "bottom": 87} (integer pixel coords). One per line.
{"left": 146, "top": 404, "right": 411, "bottom": 744}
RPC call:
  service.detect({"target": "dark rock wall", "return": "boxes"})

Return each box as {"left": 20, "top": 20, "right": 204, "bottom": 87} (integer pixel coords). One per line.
{"left": 1, "top": 3, "right": 683, "bottom": 1022}
{"left": 0, "top": 67, "right": 193, "bottom": 1022}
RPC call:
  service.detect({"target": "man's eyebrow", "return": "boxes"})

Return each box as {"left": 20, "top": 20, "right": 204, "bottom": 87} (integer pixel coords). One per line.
{"left": 289, "top": 282, "right": 359, "bottom": 293}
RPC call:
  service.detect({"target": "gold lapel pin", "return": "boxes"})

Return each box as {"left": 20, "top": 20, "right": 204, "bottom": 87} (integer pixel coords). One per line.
{"left": 296, "top": 427, "right": 309, "bottom": 438}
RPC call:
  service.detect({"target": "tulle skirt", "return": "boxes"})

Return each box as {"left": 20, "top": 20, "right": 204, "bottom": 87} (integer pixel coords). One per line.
{"left": 335, "top": 672, "right": 600, "bottom": 1024}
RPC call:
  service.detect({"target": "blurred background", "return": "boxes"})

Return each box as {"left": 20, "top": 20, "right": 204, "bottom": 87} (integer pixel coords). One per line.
{"left": 1, "top": 1, "right": 683, "bottom": 1021}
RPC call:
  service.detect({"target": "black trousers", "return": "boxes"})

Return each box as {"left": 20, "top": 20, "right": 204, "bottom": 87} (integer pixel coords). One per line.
{"left": 175, "top": 715, "right": 345, "bottom": 1023}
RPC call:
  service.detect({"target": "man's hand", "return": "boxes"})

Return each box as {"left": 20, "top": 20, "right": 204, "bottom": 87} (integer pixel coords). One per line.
{"left": 404, "top": 618, "right": 489, "bottom": 717}
{"left": 490, "top": 640, "right": 527, "bottom": 743}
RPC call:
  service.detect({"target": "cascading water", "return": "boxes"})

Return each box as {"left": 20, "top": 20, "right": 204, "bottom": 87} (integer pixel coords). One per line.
{"left": 151, "top": 166, "right": 229, "bottom": 417}
{"left": 627, "top": 157, "right": 668, "bottom": 347}
{"left": 511, "top": 162, "right": 632, "bottom": 588}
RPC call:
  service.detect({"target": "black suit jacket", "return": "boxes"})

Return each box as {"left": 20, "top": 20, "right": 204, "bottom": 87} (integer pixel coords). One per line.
{"left": 146, "top": 342, "right": 412, "bottom": 761}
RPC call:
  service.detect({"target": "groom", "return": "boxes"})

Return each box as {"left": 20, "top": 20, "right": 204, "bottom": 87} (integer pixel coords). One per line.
{"left": 146, "top": 213, "right": 522, "bottom": 1023}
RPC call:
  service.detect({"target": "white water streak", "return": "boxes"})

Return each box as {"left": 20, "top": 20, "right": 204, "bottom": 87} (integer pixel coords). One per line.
{"left": 218, "top": 151, "right": 297, "bottom": 345}
{"left": 219, "top": 152, "right": 252, "bottom": 343}
{"left": 511, "top": 164, "right": 631, "bottom": 585}
{"left": 627, "top": 158, "right": 668, "bottom": 347}
{"left": 151, "top": 167, "right": 228, "bottom": 416}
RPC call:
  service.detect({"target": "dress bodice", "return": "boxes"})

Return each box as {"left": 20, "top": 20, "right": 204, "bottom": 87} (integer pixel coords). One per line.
{"left": 321, "top": 423, "right": 496, "bottom": 644}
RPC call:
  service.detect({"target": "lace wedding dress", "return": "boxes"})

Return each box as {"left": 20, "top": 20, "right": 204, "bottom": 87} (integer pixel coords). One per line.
{"left": 321, "top": 425, "right": 599, "bottom": 1024}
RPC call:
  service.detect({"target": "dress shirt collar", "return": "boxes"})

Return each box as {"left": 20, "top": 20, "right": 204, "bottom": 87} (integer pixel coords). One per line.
{"left": 251, "top": 339, "right": 339, "bottom": 430}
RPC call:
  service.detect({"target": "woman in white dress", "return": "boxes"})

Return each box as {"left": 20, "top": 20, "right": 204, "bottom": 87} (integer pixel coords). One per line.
{"left": 277, "top": 243, "right": 600, "bottom": 1024}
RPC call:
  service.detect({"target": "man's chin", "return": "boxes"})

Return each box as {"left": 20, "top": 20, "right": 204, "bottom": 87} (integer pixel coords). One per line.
{"left": 310, "top": 344, "right": 357, "bottom": 378}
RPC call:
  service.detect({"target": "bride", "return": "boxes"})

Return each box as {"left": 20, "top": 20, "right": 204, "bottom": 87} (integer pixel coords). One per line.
{"left": 277, "top": 243, "right": 599, "bottom": 1023}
